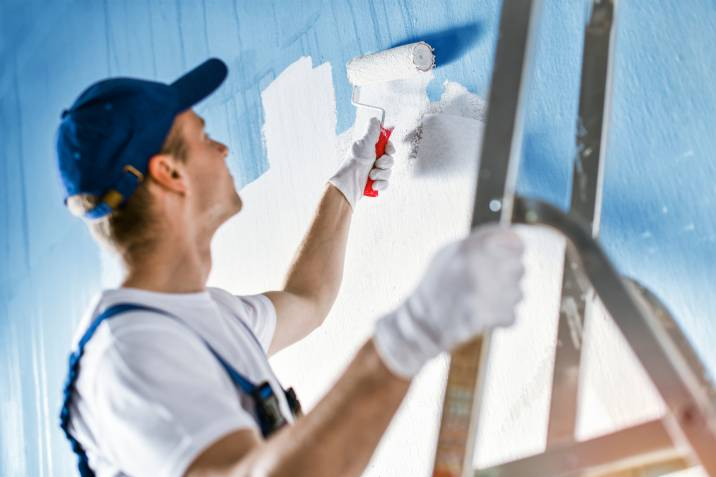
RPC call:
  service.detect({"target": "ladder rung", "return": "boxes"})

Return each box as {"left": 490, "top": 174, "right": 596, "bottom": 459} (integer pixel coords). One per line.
{"left": 475, "top": 418, "right": 690, "bottom": 477}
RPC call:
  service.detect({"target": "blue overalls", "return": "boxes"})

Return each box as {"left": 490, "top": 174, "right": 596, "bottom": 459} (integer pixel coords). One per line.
{"left": 59, "top": 303, "right": 302, "bottom": 477}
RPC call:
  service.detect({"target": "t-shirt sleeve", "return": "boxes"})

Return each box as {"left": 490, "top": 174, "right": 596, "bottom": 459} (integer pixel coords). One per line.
{"left": 87, "top": 318, "right": 258, "bottom": 477}
{"left": 208, "top": 288, "right": 277, "bottom": 353}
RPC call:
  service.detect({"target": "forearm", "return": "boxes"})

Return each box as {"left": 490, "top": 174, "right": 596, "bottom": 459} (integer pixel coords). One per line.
{"left": 282, "top": 183, "right": 352, "bottom": 313}
{"left": 236, "top": 339, "right": 411, "bottom": 477}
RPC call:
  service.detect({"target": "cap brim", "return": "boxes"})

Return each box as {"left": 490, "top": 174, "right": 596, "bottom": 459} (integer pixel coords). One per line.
{"left": 170, "top": 58, "right": 228, "bottom": 111}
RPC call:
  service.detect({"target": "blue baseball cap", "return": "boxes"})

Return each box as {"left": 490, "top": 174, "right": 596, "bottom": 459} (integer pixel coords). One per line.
{"left": 56, "top": 58, "right": 228, "bottom": 220}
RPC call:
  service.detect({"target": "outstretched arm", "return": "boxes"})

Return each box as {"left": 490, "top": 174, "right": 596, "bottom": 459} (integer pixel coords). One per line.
{"left": 264, "top": 183, "right": 353, "bottom": 354}
{"left": 265, "top": 118, "right": 394, "bottom": 355}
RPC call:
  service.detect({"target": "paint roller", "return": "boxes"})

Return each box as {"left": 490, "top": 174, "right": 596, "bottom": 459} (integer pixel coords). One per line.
{"left": 347, "top": 41, "right": 435, "bottom": 196}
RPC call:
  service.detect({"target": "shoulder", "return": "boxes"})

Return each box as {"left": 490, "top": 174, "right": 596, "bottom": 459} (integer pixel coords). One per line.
{"left": 207, "top": 287, "right": 277, "bottom": 351}
{"left": 73, "top": 290, "right": 192, "bottom": 348}
{"left": 73, "top": 305, "right": 243, "bottom": 435}
{"left": 73, "top": 296, "right": 217, "bottom": 393}
{"left": 208, "top": 287, "right": 275, "bottom": 315}
{"left": 89, "top": 306, "right": 197, "bottom": 355}
{"left": 77, "top": 307, "right": 212, "bottom": 392}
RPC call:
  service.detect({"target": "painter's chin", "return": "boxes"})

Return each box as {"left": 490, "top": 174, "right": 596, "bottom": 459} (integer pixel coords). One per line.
{"left": 232, "top": 192, "right": 243, "bottom": 215}
{"left": 217, "top": 194, "right": 242, "bottom": 227}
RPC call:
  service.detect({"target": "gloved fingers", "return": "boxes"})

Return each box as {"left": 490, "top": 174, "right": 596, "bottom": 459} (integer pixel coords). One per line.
{"left": 369, "top": 167, "right": 391, "bottom": 181}
{"left": 488, "top": 226, "right": 524, "bottom": 252}
{"left": 464, "top": 290, "right": 522, "bottom": 331}
{"left": 469, "top": 223, "right": 522, "bottom": 244}
{"left": 465, "top": 225, "right": 525, "bottom": 257}
{"left": 371, "top": 179, "right": 389, "bottom": 191}
{"left": 493, "top": 273, "right": 525, "bottom": 307}
{"left": 494, "top": 280, "right": 524, "bottom": 305}
{"left": 385, "top": 141, "right": 396, "bottom": 155}
{"left": 484, "top": 239, "right": 525, "bottom": 263}
{"left": 491, "top": 312, "right": 519, "bottom": 329}
{"left": 374, "top": 154, "right": 394, "bottom": 169}
{"left": 473, "top": 257, "right": 525, "bottom": 294}
{"left": 486, "top": 251, "right": 525, "bottom": 276}
{"left": 491, "top": 297, "right": 523, "bottom": 328}
{"left": 349, "top": 118, "right": 382, "bottom": 158}
{"left": 361, "top": 117, "right": 382, "bottom": 144}
{"left": 454, "top": 290, "right": 521, "bottom": 337}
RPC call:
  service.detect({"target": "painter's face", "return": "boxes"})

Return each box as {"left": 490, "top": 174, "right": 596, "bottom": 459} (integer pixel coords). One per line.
{"left": 177, "top": 110, "right": 242, "bottom": 226}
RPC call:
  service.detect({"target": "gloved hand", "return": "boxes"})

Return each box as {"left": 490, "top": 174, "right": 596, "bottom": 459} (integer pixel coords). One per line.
{"left": 373, "top": 224, "right": 525, "bottom": 379}
{"left": 329, "top": 117, "right": 395, "bottom": 209}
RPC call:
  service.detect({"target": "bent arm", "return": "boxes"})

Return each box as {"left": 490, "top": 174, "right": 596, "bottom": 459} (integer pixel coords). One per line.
{"left": 186, "top": 338, "right": 411, "bottom": 477}
{"left": 265, "top": 184, "right": 353, "bottom": 354}
{"left": 186, "top": 225, "right": 527, "bottom": 476}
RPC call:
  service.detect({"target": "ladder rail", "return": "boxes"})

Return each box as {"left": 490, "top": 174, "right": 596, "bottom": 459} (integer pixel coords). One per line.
{"left": 432, "top": 1, "right": 543, "bottom": 475}
{"left": 433, "top": 0, "right": 716, "bottom": 475}
{"left": 547, "top": 0, "right": 616, "bottom": 446}
{"left": 514, "top": 197, "right": 716, "bottom": 475}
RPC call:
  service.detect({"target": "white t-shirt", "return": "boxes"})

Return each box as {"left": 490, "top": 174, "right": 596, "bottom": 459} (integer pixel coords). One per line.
{"left": 67, "top": 286, "right": 291, "bottom": 477}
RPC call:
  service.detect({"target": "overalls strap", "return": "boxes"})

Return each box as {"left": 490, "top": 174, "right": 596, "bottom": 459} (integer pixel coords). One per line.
{"left": 59, "top": 303, "right": 277, "bottom": 476}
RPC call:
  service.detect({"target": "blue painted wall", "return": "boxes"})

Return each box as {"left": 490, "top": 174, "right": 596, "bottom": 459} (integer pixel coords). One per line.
{"left": 1, "top": 0, "right": 714, "bottom": 473}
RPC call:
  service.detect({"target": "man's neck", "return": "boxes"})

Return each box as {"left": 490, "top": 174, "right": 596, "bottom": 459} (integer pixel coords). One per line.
{"left": 121, "top": 230, "right": 213, "bottom": 294}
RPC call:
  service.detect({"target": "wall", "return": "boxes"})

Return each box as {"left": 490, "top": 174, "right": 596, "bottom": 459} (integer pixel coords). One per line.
{"left": 1, "top": 0, "right": 714, "bottom": 475}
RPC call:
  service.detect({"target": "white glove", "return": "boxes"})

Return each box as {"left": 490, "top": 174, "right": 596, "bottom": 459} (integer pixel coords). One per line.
{"left": 329, "top": 117, "right": 395, "bottom": 209}
{"left": 373, "top": 224, "right": 525, "bottom": 379}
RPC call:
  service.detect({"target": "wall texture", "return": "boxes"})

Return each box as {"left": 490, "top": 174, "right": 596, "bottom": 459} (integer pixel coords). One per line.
{"left": 1, "top": 0, "right": 714, "bottom": 475}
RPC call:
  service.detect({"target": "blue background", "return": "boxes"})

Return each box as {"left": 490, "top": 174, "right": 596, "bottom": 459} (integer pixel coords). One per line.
{"left": 1, "top": 0, "right": 714, "bottom": 474}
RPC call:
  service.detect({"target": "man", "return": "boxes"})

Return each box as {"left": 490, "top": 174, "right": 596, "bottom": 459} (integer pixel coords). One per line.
{"left": 57, "top": 58, "right": 524, "bottom": 476}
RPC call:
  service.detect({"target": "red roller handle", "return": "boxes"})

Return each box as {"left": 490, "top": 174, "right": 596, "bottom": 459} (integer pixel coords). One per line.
{"left": 363, "top": 126, "right": 393, "bottom": 197}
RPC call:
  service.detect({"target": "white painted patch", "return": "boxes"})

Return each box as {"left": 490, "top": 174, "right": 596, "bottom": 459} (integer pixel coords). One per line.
{"left": 425, "top": 80, "right": 489, "bottom": 120}
{"left": 405, "top": 81, "right": 486, "bottom": 162}
{"left": 411, "top": 112, "right": 483, "bottom": 178}
{"left": 577, "top": 297, "right": 665, "bottom": 440}
{"left": 211, "top": 56, "right": 338, "bottom": 293}
{"left": 210, "top": 56, "right": 673, "bottom": 476}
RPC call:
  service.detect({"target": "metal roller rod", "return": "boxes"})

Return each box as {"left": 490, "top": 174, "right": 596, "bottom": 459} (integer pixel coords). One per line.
{"left": 351, "top": 86, "right": 386, "bottom": 125}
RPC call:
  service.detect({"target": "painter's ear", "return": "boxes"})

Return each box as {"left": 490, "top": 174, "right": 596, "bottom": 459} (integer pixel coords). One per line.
{"left": 147, "top": 153, "right": 187, "bottom": 194}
